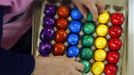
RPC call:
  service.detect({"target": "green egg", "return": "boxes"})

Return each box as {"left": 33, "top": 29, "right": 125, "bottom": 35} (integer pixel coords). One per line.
{"left": 80, "top": 48, "right": 93, "bottom": 61}
{"left": 87, "top": 12, "right": 93, "bottom": 21}
{"left": 82, "top": 35, "right": 94, "bottom": 47}
{"left": 80, "top": 60, "right": 90, "bottom": 74}
{"left": 83, "top": 22, "right": 95, "bottom": 35}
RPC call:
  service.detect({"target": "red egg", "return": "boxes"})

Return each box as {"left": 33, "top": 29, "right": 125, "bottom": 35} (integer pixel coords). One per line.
{"left": 53, "top": 43, "right": 66, "bottom": 56}
{"left": 57, "top": 5, "right": 70, "bottom": 18}
{"left": 108, "top": 38, "right": 122, "bottom": 51}
{"left": 55, "top": 30, "right": 67, "bottom": 43}
{"left": 111, "top": 13, "right": 125, "bottom": 26}
{"left": 109, "top": 26, "right": 122, "bottom": 38}
{"left": 106, "top": 51, "right": 120, "bottom": 64}
{"left": 104, "top": 63, "right": 118, "bottom": 75}
{"left": 56, "top": 18, "right": 68, "bottom": 30}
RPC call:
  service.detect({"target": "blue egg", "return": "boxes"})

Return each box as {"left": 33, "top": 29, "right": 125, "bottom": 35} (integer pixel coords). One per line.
{"left": 67, "top": 46, "right": 80, "bottom": 58}
{"left": 69, "top": 20, "right": 82, "bottom": 33}
{"left": 67, "top": 34, "right": 79, "bottom": 45}
{"left": 71, "top": 8, "right": 83, "bottom": 19}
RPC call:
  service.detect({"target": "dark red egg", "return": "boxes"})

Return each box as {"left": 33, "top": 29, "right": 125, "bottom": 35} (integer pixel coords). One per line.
{"left": 106, "top": 51, "right": 120, "bottom": 64}
{"left": 111, "top": 13, "right": 125, "bottom": 26}
{"left": 53, "top": 43, "right": 66, "bottom": 56}
{"left": 108, "top": 38, "right": 122, "bottom": 51}
{"left": 56, "top": 18, "right": 68, "bottom": 30}
{"left": 109, "top": 26, "right": 122, "bottom": 38}
{"left": 104, "top": 63, "right": 118, "bottom": 75}
{"left": 55, "top": 30, "right": 67, "bottom": 43}
{"left": 57, "top": 5, "right": 70, "bottom": 18}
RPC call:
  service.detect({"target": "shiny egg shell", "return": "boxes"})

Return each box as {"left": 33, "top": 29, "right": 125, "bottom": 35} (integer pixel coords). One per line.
{"left": 91, "top": 62, "right": 105, "bottom": 75}
{"left": 67, "top": 46, "right": 79, "bottom": 58}
{"left": 108, "top": 38, "right": 122, "bottom": 51}
{"left": 106, "top": 51, "right": 120, "bottom": 64}
{"left": 94, "top": 49, "right": 106, "bottom": 62}
{"left": 53, "top": 43, "right": 66, "bottom": 56}
{"left": 67, "top": 34, "right": 79, "bottom": 46}
{"left": 80, "top": 48, "right": 93, "bottom": 61}
{"left": 55, "top": 30, "right": 67, "bottom": 43}
{"left": 98, "top": 11, "right": 110, "bottom": 24}
{"left": 111, "top": 13, "right": 125, "bottom": 26}
{"left": 96, "top": 24, "right": 108, "bottom": 36}
{"left": 39, "top": 42, "right": 52, "bottom": 56}
{"left": 57, "top": 5, "right": 70, "bottom": 18}
{"left": 95, "top": 37, "right": 107, "bottom": 49}
{"left": 56, "top": 18, "right": 68, "bottom": 30}
{"left": 104, "top": 63, "right": 118, "bottom": 75}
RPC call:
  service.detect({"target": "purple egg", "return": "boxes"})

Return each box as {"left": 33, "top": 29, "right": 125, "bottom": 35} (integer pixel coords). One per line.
{"left": 44, "top": 4, "right": 57, "bottom": 17}
{"left": 39, "top": 42, "right": 52, "bottom": 56}
{"left": 43, "top": 17, "right": 55, "bottom": 27}
{"left": 40, "top": 27, "right": 55, "bottom": 42}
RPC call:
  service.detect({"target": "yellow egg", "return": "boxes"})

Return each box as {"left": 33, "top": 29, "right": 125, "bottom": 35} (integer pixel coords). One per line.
{"left": 94, "top": 49, "right": 106, "bottom": 61}
{"left": 91, "top": 62, "right": 104, "bottom": 75}
{"left": 95, "top": 37, "right": 107, "bottom": 49}
{"left": 96, "top": 24, "right": 108, "bottom": 36}
{"left": 98, "top": 11, "right": 110, "bottom": 24}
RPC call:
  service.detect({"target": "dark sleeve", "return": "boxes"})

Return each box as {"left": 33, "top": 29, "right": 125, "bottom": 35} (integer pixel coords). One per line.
{"left": 0, "top": 6, "right": 35, "bottom": 75}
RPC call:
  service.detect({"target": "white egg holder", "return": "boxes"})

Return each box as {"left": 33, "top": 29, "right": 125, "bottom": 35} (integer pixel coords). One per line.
{"left": 32, "top": 0, "right": 128, "bottom": 75}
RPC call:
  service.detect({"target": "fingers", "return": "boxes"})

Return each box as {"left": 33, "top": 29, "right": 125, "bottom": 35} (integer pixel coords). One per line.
{"left": 96, "top": 0, "right": 105, "bottom": 13}
{"left": 75, "top": 62, "right": 84, "bottom": 72}
{"left": 84, "top": 2, "right": 98, "bottom": 22}
{"left": 72, "top": 0, "right": 88, "bottom": 19}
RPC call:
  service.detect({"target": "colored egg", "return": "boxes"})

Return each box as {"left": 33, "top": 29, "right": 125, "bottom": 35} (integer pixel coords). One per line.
{"left": 56, "top": 18, "right": 68, "bottom": 30}
{"left": 95, "top": 37, "right": 107, "bottom": 49}
{"left": 55, "top": 30, "right": 67, "bottom": 43}
{"left": 108, "top": 38, "right": 122, "bottom": 51}
{"left": 82, "top": 35, "right": 94, "bottom": 47}
{"left": 67, "top": 46, "right": 79, "bottom": 57}
{"left": 106, "top": 51, "right": 120, "bottom": 64}
{"left": 44, "top": 4, "right": 57, "bottom": 17}
{"left": 96, "top": 24, "right": 108, "bottom": 36}
{"left": 67, "top": 34, "right": 79, "bottom": 45}
{"left": 57, "top": 5, "right": 70, "bottom": 18}
{"left": 40, "top": 27, "right": 55, "bottom": 42}
{"left": 43, "top": 17, "right": 55, "bottom": 27}
{"left": 83, "top": 22, "right": 95, "bottom": 35}
{"left": 80, "top": 48, "right": 93, "bottom": 61}
{"left": 111, "top": 13, "right": 125, "bottom": 26}
{"left": 80, "top": 60, "right": 90, "bottom": 74}
{"left": 94, "top": 49, "right": 106, "bottom": 62}
{"left": 87, "top": 12, "right": 93, "bottom": 21}
{"left": 39, "top": 42, "right": 52, "bottom": 56}
{"left": 109, "top": 26, "right": 122, "bottom": 38}
{"left": 53, "top": 43, "right": 65, "bottom": 56}
{"left": 91, "top": 62, "right": 105, "bottom": 75}
{"left": 104, "top": 63, "right": 118, "bottom": 75}
{"left": 98, "top": 11, "right": 110, "bottom": 24}
{"left": 71, "top": 8, "right": 83, "bottom": 19}
{"left": 69, "top": 20, "right": 82, "bottom": 33}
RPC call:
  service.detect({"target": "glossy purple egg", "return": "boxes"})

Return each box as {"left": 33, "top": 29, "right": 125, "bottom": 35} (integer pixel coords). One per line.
{"left": 44, "top": 4, "right": 57, "bottom": 17}
{"left": 40, "top": 27, "right": 55, "bottom": 42}
{"left": 39, "top": 42, "right": 52, "bottom": 56}
{"left": 43, "top": 17, "right": 55, "bottom": 27}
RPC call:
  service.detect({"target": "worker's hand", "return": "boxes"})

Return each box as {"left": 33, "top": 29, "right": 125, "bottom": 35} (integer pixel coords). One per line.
{"left": 72, "top": 0, "right": 105, "bottom": 21}
{"left": 33, "top": 56, "right": 84, "bottom": 75}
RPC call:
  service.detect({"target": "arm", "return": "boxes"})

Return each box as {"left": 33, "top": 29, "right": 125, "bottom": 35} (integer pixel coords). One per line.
{"left": 0, "top": 6, "right": 35, "bottom": 75}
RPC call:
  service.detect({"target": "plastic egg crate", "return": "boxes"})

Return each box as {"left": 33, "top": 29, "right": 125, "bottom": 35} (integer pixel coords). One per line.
{"left": 32, "top": 1, "right": 127, "bottom": 75}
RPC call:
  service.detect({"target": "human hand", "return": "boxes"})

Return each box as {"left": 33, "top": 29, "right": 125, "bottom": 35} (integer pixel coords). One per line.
{"left": 72, "top": 0, "right": 105, "bottom": 21}
{"left": 33, "top": 56, "right": 84, "bottom": 75}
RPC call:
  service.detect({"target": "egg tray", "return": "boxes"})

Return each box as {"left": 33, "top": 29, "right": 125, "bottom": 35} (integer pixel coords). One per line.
{"left": 32, "top": 0, "right": 128, "bottom": 75}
